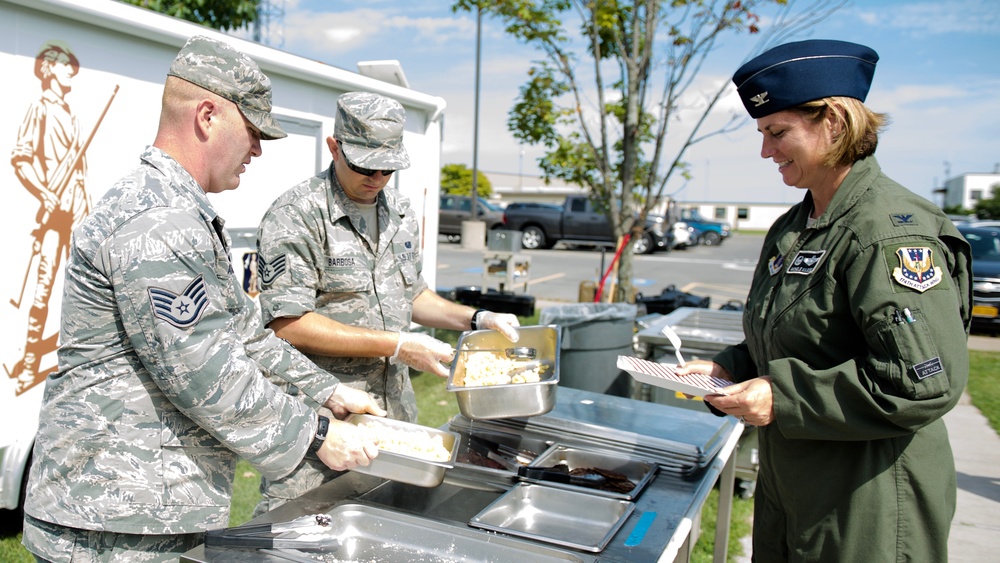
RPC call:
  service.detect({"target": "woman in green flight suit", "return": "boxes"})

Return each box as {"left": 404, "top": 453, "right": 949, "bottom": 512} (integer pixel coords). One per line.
{"left": 677, "top": 40, "right": 972, "bottom": 562}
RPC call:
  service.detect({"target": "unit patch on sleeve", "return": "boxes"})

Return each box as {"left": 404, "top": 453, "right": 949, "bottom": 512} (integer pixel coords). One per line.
{"left": 148, "top": 275, "right": 209, "bottom": 328}
{"left": 892, "top": 246, "right": 942, "bottom": 292}
{"left": 258, "top": 254, "right": 287, "bottom": 285}
{"left": 786, "top": 250, "right": 826, "bottom": 275}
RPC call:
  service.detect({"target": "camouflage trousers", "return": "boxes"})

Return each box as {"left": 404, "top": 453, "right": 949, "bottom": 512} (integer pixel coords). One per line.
{"left": 23, "top": 515, "right": 204, "bottom": 562}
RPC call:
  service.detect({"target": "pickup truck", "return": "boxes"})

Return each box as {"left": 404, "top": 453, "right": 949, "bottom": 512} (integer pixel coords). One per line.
{"left": 679, "top": 208, "right": 731, "bottom": 246}
{"left": 502, "top": 195, "right": 672, "bottom": 254}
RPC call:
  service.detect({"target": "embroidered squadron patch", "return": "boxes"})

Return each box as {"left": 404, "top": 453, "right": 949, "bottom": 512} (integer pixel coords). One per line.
{"left": 258, "top": 254, "right": 287, "bottom": 285}
{"left": 912, "top": 357, "right": 944, "bottom": 380}
{"left": 892, "top": 247, "right": 942, "bottom": 292}
{"left": 148, "top": 275, "right": 209, "bottom": 328}
{"left": 786, "top": 250, "right": 825, "bottom": 275}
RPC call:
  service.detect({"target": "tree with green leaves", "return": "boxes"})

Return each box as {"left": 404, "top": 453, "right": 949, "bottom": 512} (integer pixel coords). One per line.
{"left": 441, "top": 163, "right": 494, "bottom": 197}
{"left": 120, "top": 0, "right": 259, "bottom": 31}
{"left": 452, "top": 0, "right": 844, "bottom": 302}
{"left": 974, "top": 184, "right": 1000, "bottom": 220}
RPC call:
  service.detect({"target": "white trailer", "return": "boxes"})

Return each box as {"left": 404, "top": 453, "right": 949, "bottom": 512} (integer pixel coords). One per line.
{"left": 0, "top": 0, "right": 446, "bottom": 512}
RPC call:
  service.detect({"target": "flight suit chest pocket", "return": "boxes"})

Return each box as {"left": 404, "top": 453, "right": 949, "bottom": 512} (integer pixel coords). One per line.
{"left": 869, "top": 308, "right": 950, "bottom": 400}
{"left": 322, "top": 255, "right": 374, "bottom": 293}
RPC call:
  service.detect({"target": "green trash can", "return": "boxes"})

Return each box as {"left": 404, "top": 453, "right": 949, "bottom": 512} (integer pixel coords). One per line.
{"left": 539, "top": 303, "right": 637, "bottom": 397}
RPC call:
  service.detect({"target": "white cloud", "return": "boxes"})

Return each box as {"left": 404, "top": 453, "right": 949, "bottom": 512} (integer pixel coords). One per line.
{"left": 854, "top": 0, "right": 1000, "bottom": 36}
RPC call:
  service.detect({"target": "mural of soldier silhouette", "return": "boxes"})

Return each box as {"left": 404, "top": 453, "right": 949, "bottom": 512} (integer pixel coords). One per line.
{"left": 6, "top": 40, "right": 116, "bottom": 395}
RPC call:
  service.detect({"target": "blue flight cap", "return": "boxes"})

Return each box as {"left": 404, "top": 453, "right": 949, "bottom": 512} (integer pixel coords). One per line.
{"left": 733, "top": 39, "right": 878, "bottom": 119}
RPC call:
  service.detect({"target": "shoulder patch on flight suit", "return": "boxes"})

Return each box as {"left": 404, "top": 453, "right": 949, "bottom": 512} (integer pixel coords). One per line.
{"left": 891, "top": 246, "right": 943, "bottom": 293}
{"left": 258, "top": 254, "right": 288, "bottom": 285}
{"left": 786, "top": 250, "right": 825, "bottom": 275}
{"left": 148, "top": 275, "right": 209, "bottom": 328}
{"left": 889, "top": 212, "right": 919, "bottom": 227}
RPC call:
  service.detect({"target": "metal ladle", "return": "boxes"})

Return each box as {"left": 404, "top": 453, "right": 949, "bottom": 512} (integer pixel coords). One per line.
{"left": 455, "top": 346, "right": 537, "bottom": 359}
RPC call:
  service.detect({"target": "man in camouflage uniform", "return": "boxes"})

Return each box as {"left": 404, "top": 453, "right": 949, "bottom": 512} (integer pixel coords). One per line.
{"left": 21, "top": 36, "right": 386, "bottom": 562}
{"left": 254, "top": 91, "right": 520, "bottom": 512}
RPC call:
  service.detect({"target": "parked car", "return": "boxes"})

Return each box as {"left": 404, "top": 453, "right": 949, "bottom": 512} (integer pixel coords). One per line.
{"left": 502, "top": 195, "right": 672, "bottom": 254}
{"left": 439, "top": 195, "right": 505, "bottom": 242}
{"left": 671, "top": 221, "right": 700, "bottom": 249}
{"left": 957, "top": 224, "right": 1000, "bottom": 334}
{"left": 969, "top": 220, "right": 1000, "bottom": 228}
{"left": 680, "top": 208, "right": 731, "bottom": 246}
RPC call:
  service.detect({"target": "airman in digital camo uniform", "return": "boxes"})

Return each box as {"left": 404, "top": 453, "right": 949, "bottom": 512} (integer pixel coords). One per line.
{"left": 254, "top": 92, "right": 520, "bottom": 512}
{"left": 21, "top": 36, "right": 386, "bottom": 562}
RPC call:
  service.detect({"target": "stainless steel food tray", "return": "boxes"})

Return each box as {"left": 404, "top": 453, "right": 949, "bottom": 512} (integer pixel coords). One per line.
{"left": 271, "top": 503, "right": 593, "bottom": 562}
{"left": 447, "top": 325, "right": 560, "bottom": 420}
{"left": 344, "top": 414, "right": 459, "bottom": 488}
{"left": 469, "top": 483, "right": 635, "bottom": 553}
{"left": 520, "top": 444, "right": 658, "bottom": 500}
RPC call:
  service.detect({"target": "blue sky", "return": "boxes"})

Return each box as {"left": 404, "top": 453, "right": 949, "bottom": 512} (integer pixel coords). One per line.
{"left": 263, "top": 0, "right": 1000, "bottom": 205}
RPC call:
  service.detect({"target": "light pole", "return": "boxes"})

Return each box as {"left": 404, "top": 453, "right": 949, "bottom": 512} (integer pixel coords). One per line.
{"left": 518, "top": 146, "right": 524, "bottom": 191}
{"left": 461, "top": 6, "right": 487, "bottom": 249}
{"left": 471, "top": 5, "right": 482, "bottom": 221}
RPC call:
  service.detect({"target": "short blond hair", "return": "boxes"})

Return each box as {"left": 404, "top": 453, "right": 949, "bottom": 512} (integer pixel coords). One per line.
{"left": 795, "top": 97, "right": 888, "bottom": 168}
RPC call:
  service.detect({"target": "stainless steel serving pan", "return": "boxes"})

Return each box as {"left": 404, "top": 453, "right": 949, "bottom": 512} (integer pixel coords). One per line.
{"left": 262, "top": 503, "right": 594, "bottom": 562}
{"left": 447, "top": 325, "right": 560, "bottom": 420}
{"left": 519, "top": 444, "right": 659, "bottom": 500}
{"left": 469, "top": 483, "right": 635, "bottom": 553}
{"left": 344, "top": 414, "right": 459, "bottom": 488}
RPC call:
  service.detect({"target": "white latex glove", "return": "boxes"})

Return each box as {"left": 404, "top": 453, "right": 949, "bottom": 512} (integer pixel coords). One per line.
{"left": 324, "top": 384, "right": 388, "bottom": 420}
{"left": 315, "top": 418, "right": 380, "bottom": 471}
{"left": 475, "top": 311, "right": 521, "bottom": 342}
{"left": 391, "top": 332, "right": 455, "bottom": 377}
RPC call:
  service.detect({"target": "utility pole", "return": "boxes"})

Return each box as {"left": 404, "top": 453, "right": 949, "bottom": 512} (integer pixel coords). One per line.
{"left": 471, "top": 6, "right": 482, "bottom": 222}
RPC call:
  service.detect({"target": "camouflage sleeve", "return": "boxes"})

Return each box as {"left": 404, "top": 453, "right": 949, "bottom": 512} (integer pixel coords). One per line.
{"left": 257, "top": 195, "right": 325, "bottom": 326}
{"left": 106, "top": 205, "right": 315, "bottom": 480}
{"left": 238, "top": 301, "right": 340, "bottom": 410}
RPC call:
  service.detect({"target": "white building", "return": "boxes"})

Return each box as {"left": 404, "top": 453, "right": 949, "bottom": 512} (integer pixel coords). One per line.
{"left": 0, "top": 0, "right": 446, "bottom": 512}
{"left": 677, "top": 202, "right": 794, "bottom": 232}
{"left": 938, "top": 172, "right": 1000, "bottom": 211}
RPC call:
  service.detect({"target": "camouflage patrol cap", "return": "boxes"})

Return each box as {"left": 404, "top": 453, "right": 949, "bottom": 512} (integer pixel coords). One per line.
{"left": 168, "top": 35, "right": 287, "bottom": 140}
{"left": 335, "top": 92, "right": 410, "bottom": 170}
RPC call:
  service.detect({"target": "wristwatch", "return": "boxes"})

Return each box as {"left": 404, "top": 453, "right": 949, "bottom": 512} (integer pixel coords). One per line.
{"left": 309, "top": 415, "right": 330, "bottom": 454}
{"left": 470, "top": 308, "right": 488, "bottom": 331}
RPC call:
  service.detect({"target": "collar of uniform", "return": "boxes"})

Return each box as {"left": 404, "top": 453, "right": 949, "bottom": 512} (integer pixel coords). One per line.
{"left": 140, "top": 145, "right": 220, "bottom": 227}
{"left": 805, "top": 156, "right": 881, "bottom": 230}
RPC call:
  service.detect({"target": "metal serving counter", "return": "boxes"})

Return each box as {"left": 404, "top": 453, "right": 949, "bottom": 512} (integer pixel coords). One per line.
{"left": 181, "top": 388, "right": 743, "bottom": 563}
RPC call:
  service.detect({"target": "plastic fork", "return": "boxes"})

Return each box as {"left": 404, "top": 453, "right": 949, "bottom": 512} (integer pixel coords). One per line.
{"left": 660, "top": 324, "right": 686, "bottom": 367}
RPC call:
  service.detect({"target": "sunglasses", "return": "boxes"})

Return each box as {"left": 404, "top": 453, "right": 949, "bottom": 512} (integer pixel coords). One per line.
{"left": 340, "top": 147, "right": 394, "bottom": 177}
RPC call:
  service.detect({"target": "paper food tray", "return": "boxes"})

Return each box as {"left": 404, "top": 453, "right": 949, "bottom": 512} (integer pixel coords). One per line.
{"left": 617, "top": 356, "right": 730, "bottom": 396}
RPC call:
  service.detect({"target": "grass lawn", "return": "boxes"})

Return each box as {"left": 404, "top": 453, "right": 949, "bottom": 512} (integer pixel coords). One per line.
{"left": 3, "top": 347, "right": 997, "bottom": 562}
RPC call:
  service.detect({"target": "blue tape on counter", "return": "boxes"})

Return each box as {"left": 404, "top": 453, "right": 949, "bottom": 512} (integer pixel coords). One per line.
{"left": 624, "top": 511, "right": 657, "bottom": 547}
